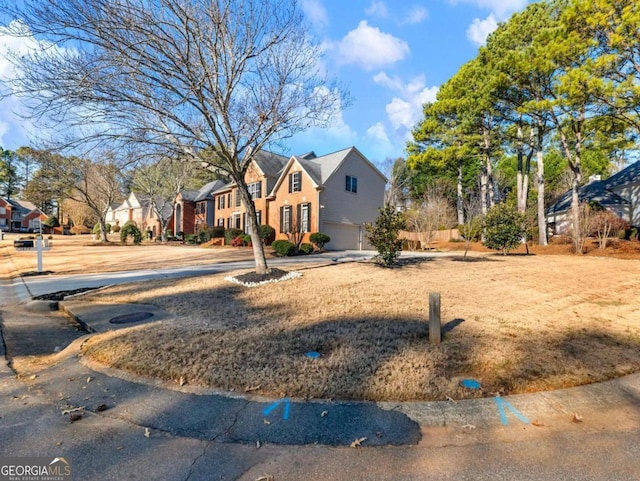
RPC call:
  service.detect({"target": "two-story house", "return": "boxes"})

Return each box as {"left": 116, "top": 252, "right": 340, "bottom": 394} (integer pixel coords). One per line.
{"left": 212, "top": 147, "right": 387, "bottom": 250}
{"left": 0, "top": 197, "right": 48, "bottom": 232}
{"left": 269, "top": 147, "right": 387, "bottom": 250}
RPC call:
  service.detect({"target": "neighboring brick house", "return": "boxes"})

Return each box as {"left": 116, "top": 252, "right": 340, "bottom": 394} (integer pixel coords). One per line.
{"left": 213, "top": 147, "right": 387, "bottom": 250}
{"left": 193, "top": 180, "right": 226, "bottom": 232}
{"left": 0, "top": 197, "right": 48, "bottom": 232}
{"left": 107, "top": 180, "right": 227, "bottom": 237}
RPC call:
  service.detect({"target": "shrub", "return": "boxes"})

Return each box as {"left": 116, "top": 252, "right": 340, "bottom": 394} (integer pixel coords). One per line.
{"left": 225, "top": 228, "right": 244, "bottom": 245}
{"left": 92, "top": 222, "right": 112, "bottom": 240}
{"left": 299, "top": 242, "right": 314, "bottom": 254}
{"left": 309, "top": 232, "right": 330, "bottom": 249}
{"left": 120, "top": 222, "right": 143, "bottom": 245}
{"left": 365, "top": 205, "right": 406, "bottom": 266}
{"left": 70, "top": 225, "right": 91, "bottom": 235}
{"left": 482, "top": 203, "right": 526, "bottom": 255}
{"left": 185, "top": 234, "right": 197, "bottom": 245}
{"left": 231, "top": 235, "right": 245, "bottom": 247}
{"left": 198, "top": 226, "right": 226, "bottom": 243}
{"left": 43, "top": 216, "right": 60, "bottom": 228}
{"left": 258, "top": 224, "right": 276, "bottom": 245}
{"left": 272, "top": 239, "right": 296, "bottom": 256}
{"left": 242, "top": 234, "right": 252, "bottom": 246}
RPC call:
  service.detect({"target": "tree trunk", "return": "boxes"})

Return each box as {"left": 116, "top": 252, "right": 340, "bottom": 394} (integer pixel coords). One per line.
{"left": 99, "top": 218, "right": 109, "bottom": 243}
{"left": 457, "top": 159, "right": 464, "bottom": 225}
{"left": 236, "top": 176, "right": 269, "bottom": 274}
{"left": 536, "top": 125, "right": 547, "bottom": 246}
{"left": 557, "top": 122, "right": 583, "bottom": 253}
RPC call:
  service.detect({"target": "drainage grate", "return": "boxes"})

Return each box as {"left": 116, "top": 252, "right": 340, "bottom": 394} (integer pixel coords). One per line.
{"left": 109, "top": 311, "right": 154, "bottom": 324}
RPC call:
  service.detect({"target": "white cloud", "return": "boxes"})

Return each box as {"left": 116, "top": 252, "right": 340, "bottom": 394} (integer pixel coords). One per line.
{"left": 301, "top": 0, "right": 329, "bottom": 30}
{"left": 401, "top": 6, "right": 429, "bottom": 25}
{"left": 365, "top": 1, "right": 389, "bottom": 19}
{"left": 450, "top": 0, "right": 527, "bottom": 20}
{"left": 366, "top": 122, "right": 389, "bottom": 143}
{"left": 374, "top": 72, "right": 438, "bottom": 131}
{"left": 334, "top": 21, "right": 409, "bottom": 70}
{"left": 466, "top": 14, "right": 498, "bottom": 46}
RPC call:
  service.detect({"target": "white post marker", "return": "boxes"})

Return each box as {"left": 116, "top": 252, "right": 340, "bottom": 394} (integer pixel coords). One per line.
{"left": 36, "top": 236, "right": 43, "bottom": 273}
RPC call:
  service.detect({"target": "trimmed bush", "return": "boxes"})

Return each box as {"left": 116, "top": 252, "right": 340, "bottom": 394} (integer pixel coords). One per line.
{"left": 365, "top": 205, "right": 406, "bottom": 266}
{"left": 92, "top": 222, "right": 112, "bottom": 240}
{"left": 225, "top": 228, "right": 244, "bottom": 245}
{"left": 120, "top": 222, "right": 143, "bottom": 245}
{"left": 231, "top": 235, "right": 245, "bottom": 247}
{"left": 272, "top": 239, "right": 296, "bottom": 256}
{"left": 299, "top": 242, "right": 314, "bottom": 254}
{"left": 309, "top": 232, "right": 330, "bottom": 249}
{"left": 185, "top": 234, "right": 197, "bottom": 245}
{"left": 258, "top": 224, "right": 276, "bottom": 245}
{"left": 242, "top": 234, "right": 252, "bottom": 246}
{"left": 198, "top": 226, "right": 226, "bottom": 243}
{"left": 482, "top": 203, "right": 526, "bottom": 255}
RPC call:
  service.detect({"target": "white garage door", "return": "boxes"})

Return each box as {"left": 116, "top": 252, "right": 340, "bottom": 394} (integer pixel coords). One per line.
{"left": 322, "top": 222, "right": 364, "bottom": 250}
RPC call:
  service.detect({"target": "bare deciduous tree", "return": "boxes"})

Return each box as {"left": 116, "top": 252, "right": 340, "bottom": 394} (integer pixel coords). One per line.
{"left": 131, "top": 157, "right": 199, "bottom": 242}
{"left": 62, "top": 198, "right": 97, "bottom": 230}
{"left": 1, "top": 0, "right": 347, "bottom": 274}
{"left": 405, "top": 181, "right": 456, "bottom": 250}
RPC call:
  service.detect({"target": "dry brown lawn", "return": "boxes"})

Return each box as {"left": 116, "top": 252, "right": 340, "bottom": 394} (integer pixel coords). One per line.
{"left": 79, "top": 253, "right": 640, "bottom": 402}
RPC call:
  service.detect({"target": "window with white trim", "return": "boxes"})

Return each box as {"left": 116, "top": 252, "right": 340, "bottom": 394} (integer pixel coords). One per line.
{"left": 280, "top": 205, "right": 292, "bottom": 233}
{"left": 298, "top": 202, "right": 311, "bottom": 233}
{"left": 288, "top": 172, "right": 302, "bottom": 193}
{"left": 218, "top": 195, "right": 225, "bottom": 210}
{"left": 248, "top": 181, "right": 262, "bottom": 199}
{"left": 235, "top": 189, "right": 241, "bottom": 207}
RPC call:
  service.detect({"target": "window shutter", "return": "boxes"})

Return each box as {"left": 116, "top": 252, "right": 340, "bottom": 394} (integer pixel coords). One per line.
{"left": 280, "top": 206, "right": 285, "bottom": 233}
{"left": 288, "top": 174, "right": 292, "bottom": 193}
{"left": 306, "top": 202, "right": 311, "bottom": 232}
{"left": 297, "top": 203, "right": 302, "bottom": 232}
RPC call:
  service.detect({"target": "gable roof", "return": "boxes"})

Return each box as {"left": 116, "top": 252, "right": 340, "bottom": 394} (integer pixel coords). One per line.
{"left": 252, "top": 150, "right": 289, "bottom": 178}
{"left": 267, "top": 146, "right": 387, "bottom": 198}
{"left": 603, "top": 159, "right": 640, "bottom": 190}
{"left": 547, "top": 179, "right": 631, "bottom": 214}
{"left": 547, "top": 160, "right": 640, "bottom": 215}
{"left": 194, "top": 180, "right": 226, "bottom": 201}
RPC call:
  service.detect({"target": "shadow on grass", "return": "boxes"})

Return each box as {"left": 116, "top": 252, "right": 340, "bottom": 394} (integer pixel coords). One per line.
{"left": 448, "top": 256, "right": 504, "bottom": 263}
{"left": 77, "top": 269, "right": 640, "bottom": 403}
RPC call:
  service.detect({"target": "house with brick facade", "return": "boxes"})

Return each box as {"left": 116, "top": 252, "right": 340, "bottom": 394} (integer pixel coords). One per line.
{"left": 213, "top": 147, "right": 387, "bottom": 250}
{"left": 0, "top": 197, "right": 48, "bottom": 232}
{"left": 213, "top": 150, "right": 289, "bottom": 230}
{"left": 269, "top": 147, "right": 387, "bottom": 250}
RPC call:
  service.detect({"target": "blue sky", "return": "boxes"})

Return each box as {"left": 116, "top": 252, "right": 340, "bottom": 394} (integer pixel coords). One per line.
{"left": 0, "top": 0, "right": 532, "bottom": 171}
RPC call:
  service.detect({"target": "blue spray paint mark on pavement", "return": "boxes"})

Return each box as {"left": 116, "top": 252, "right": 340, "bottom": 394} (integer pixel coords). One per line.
{"left": 306, "top": 351, "right": 321, "bottom": 359}
{"left": 494, "top": 397, "right": 530, "bottom": 425}
{"left": 263, "top": 398, "right": 291, "bottom": 420}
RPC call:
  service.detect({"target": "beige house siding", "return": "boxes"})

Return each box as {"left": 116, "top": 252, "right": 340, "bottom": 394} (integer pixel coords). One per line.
{"left": 319, "top": 150, "right": 386, "bottom": 249}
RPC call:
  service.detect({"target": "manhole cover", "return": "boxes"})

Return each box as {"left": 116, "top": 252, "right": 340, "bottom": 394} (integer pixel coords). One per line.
{"left": 109, "top": 311, "right": 154, "bottom": 324}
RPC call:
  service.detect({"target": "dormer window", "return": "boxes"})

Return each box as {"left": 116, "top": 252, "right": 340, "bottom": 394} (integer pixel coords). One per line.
{"left": 288, "top": 171, "right": 302, "bottom": 193}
